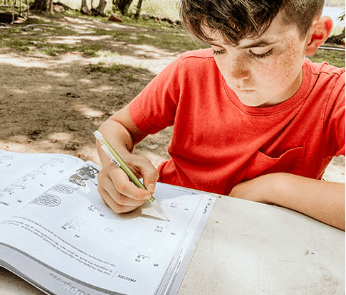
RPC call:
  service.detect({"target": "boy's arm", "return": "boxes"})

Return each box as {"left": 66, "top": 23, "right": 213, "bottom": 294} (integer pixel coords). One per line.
{"left": 97, "top": 105, "right": 145, "bottom": 164}
{"left": 96, "top": 105, "right": 159, "bottom": 213}
{"left": 230, "top": 173, "right": 345, "bottom": 230}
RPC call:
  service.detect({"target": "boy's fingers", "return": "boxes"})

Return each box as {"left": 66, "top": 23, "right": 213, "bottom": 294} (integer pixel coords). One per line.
{"left": 102, "top": 175, "right": 146, "bottom": 206}
{"left": 135, "top": 159, "right": 159, "bottom": 195}
{"left": 112, "top": 155, "right": 158, "bottom": 196}
{"left": 107, "top": 163, "right": 152, "bottom": 201}
{"left": 100, "top": 186, "right": 141, "bottom": 213}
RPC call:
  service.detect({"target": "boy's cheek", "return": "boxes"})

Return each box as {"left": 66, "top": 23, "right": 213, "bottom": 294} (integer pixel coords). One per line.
{"left": 264, "top": 54, "right": 303, "bottom": 88}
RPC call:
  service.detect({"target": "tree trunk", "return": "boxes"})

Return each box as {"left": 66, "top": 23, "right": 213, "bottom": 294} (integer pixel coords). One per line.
{"left": 47, "top": 0, "right": 53, "bottom": 13}
{"left": 31, "top": 0, "right": 49, "bottom": 11}
{"left": 114, "top": 0, "right": 133, "bottom": 15}
{"left": 12, "top": 0, "right": 15, "bottom": 23}
{"left": 80, "top": 0, "right": 91, "bottom": 15}
{"left": 96, "top": 0, "right": 107, "bottom": 16}
{"left": 134, "top": 0, "right": 142, "bottom": 19}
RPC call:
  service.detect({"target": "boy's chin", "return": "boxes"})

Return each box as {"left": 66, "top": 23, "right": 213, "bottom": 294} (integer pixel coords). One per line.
{"left": 237, "top": 93, "right": 273, "bottom": 108}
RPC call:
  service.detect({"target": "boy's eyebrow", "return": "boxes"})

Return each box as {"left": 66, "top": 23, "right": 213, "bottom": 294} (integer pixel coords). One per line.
{"left": 210, "top": 40, "right": 276, "bottom": 49}
{"left": 209, "top": 41, "right": 223, "bottom": 47}
{"left": 239, "top": 40, "right": 276, "bottom": 49}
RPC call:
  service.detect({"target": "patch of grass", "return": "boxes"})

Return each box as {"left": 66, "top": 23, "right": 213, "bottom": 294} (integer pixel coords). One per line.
{"left": 17, "top": 25, "right": 78, "bottom": 36}
{"left": 0, "top": 23, "right": 77, "bottom": 45}
{"left": 0, "top": 34, "right": 45, "bottom": 51}
{"left": 79, "top": 43, "right": 101, "bottom": 55}
{"left": 93, "top": 27, "right": 207, "bottom": 53}
{"left": 89, "top": 63, "right": 127, "bottom": 73}
{"left": 96, "top": 50, "right": 120, "bottom": 58}
{"left": 21, "top": 17, "right": 49, "bottom": 25}
{"left": 0, "top": 30, "right": 101, "bottom": 56}
{"left": 122, "top": 73, "right": 137, "bottom": 80}
{"left": 88, "top": 62, "right": 145, "bottom": 75}
{"left": 46, "top": 26, "right": 79, "bottom": 36}
{"left": 115, "top": 13, "right": 182, "bottom": 31}
{"left": 310, "top": 48, "right": 345, "bottom": 68}
{"left": 37, "top": 44, "right": 72, "bottom": 55}
{"left": 63, "top": 8, "right": 109, "bottom": 22}
{"left": 36, "top": 43, "right": 100, "bottom": 56}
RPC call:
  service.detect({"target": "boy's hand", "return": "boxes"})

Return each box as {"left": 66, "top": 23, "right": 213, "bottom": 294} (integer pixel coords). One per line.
{"left": 97, "top": 154, "right": 159, "bottom": 214}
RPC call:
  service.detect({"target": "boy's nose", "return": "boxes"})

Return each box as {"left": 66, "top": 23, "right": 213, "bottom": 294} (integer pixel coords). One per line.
{"left": 228, "top": 57, "right": 250, "bottom": 80}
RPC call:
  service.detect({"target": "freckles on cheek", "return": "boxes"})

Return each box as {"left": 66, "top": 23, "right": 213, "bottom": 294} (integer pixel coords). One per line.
{"left": 281, "top": 38, "right": 304, "bottom": 75}
{"left": 265, "top": 47, "right": 301, "bottom": 87}
{"left": 257, "top": 62, "right": 284, "bottom": 87}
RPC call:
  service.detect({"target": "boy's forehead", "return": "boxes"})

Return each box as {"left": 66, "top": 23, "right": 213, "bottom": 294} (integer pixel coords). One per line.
{"left": 203, "top": 11, "right": 300, "bottom": 48}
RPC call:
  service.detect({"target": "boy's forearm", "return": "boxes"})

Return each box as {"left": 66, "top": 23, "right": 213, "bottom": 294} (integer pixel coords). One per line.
{"left": 231, "top": 173, "right": 345, "bottom": 230}
{"left": 97, "top": 117, "right": 134, "bottom": 166}
{"left": 268, "top": 173, "right": 345, "bottom": 230}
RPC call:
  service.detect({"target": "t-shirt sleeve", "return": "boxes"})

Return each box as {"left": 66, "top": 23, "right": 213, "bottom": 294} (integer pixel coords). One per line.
{"left": 324, "top": 70, "right": 345, "bottom": 156}
{"left": 128, "top": 56, "right": 182, "bottom": 134}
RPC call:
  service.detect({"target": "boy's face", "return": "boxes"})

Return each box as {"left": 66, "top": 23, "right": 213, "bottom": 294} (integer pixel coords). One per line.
{"left": 204, "top": 12, "right": 311, "bottom": 107}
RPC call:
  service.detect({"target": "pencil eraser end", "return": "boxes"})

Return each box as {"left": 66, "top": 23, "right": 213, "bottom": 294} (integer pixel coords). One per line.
{"left": 93, "top": 130, "right": 102, "bottom": 140}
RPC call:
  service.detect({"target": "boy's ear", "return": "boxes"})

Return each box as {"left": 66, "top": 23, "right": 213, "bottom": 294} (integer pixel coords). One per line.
{"left": 305, "top": 16, "right": 333, "bottom": 56}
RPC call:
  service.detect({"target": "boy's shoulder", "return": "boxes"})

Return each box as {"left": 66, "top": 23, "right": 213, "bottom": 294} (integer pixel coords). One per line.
{"left": 175, "top": 49, "right": 218, "bottom": 73}
{"left": 168, "top": 48, "right": 217, "bottom": 75}
{"left": 180, "top": 48, "right": 214, "bottom": 60}
{"left": 304, "top": 59, "right": 345, "bottom": 97}
{"left": 306, "top": 58, "right": 345, "bottom": 79}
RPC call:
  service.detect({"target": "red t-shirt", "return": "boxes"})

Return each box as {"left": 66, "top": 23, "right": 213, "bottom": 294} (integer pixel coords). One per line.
{"left": 129, "top": 49, "right": 345, "bottom": 195}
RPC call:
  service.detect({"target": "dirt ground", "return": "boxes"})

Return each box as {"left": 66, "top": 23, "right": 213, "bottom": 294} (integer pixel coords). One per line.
{"left": 0, "top": 15, "right": 344, "bottom": 183}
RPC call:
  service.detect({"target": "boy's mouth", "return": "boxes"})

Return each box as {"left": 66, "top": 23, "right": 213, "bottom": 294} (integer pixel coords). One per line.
{"left": 234, "top": 88, "right": 255, "bottom": 93}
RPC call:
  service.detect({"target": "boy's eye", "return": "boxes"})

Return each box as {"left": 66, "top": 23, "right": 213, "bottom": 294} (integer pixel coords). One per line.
{"left": 249, "top": 48, "right": 274, "bottom": 59}
{"left": 212, "top": 49, "right": 225, "bottom": 56}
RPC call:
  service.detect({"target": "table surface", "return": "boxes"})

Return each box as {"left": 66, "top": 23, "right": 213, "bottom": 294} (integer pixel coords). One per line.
{"left": 1, "top": 195, "right": 344, "bottom": 295}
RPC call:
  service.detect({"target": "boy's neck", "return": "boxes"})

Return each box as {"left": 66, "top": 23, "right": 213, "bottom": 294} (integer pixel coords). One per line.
{"left": 258, "top": 67, "right": 304, "bottom": 108}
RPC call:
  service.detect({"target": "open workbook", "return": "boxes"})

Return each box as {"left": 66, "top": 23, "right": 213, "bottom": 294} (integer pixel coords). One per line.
{"left": 0, "top": 150, "right": 216, "bottom": 295}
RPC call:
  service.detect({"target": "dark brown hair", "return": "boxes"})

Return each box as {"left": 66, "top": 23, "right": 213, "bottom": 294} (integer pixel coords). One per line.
{"left": 180, "top": 0, "right": 325, "bottom": 45}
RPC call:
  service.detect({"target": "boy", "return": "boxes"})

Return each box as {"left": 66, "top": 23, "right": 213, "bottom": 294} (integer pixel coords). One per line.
{"left": 96, "top": 0, "right": 345, "bottom": 230}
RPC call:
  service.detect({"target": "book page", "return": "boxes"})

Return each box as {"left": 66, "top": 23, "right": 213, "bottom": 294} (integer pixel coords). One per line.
{"left": 0, "top": 151, "right": 216, "bottom": 295}
{"left": 0, "top": 151, "right": 86, "bottom": 221}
